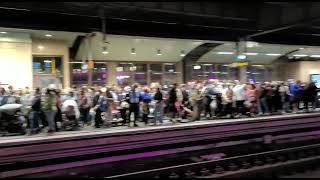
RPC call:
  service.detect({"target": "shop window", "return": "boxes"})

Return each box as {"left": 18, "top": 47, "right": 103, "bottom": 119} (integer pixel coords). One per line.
{"left": 116, "top": 63, "right": 147, "bottom": 86}
{"left": 163, "top": 63, "right": 177, "bottom": 85}
{"left": 150, "top": 64, "right": 163, "bottom": 84}
{"left": 217, "top": 64, "right": 229, "bottom": 80}
{"left": 93, "top": 63, "right": 107, "bottom": 86}
{"left": 71, "top": 62, "right": 88, "bottom": 86}
{"left": 134, "top": 64, "right": 147, "bottom": 85}
{"left": 33, "top": 56, "right": 63, "bottom": 89}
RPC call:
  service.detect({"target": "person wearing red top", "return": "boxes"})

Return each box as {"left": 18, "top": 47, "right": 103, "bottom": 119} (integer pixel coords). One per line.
{"left": 245, "top": 84, "right": 259, "bottom": 117}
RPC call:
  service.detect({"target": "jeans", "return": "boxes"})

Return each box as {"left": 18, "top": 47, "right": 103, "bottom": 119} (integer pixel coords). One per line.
{"left": 260, "top": 98, "right": 269, "bottom": 114}
{"left": 45, "top": 111, "right": 56, "bottom": 131}
{"left": 153, "top": 101, "right": 164, "bottom": 124}
{"left": 80, "top": 108, "right": 90, "bottom": 124}
{"left": 29, "top": 111, "right": 40, "bottom": 133}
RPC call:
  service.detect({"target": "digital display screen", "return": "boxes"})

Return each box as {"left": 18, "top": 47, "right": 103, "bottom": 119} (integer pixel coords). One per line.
{"left": 310, "top": 74, "right": 320, "bottom": 88}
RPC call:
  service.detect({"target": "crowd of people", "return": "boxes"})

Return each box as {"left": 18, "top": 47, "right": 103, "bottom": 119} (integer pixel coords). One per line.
{"left": 0, "top": 79, "right": 319, "bottom": 135}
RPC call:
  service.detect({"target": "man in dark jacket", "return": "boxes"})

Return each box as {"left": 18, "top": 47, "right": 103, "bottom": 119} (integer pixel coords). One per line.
{"left": 168, "top": 83, "right": 178, "bottom": 122}
{"left": 304, "top": 82, "right": 318, "bottom": 112}
{"left": 29, "top": 88, "right": 42, "bottom": 134}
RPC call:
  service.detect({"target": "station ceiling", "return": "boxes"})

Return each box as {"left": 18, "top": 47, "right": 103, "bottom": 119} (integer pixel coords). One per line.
{"left": 0, "top": 2, "right": 320, "bottom": 46}
{"left": 1, "top": 2, "right": 320, "bottom": 64}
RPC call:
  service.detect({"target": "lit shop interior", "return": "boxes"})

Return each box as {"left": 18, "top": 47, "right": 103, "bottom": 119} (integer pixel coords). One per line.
{"left": 1, "top": 27, "right": 320, "bottom": 89}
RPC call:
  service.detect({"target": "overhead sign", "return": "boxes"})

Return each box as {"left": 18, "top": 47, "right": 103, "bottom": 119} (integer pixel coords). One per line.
{"left": 88, "top": 60, "right": 94, "bottom": 69}
{"left": 229, "top": 62, "right": 249, "bottom": 67}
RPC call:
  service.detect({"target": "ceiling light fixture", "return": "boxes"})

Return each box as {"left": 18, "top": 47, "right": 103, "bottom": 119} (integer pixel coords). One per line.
{"left": 102, "top": 46, "right": 109, "bottom": 54}
{"left": 45, "top": 34, "right": 52, "bottom": 37}
{"left": 131, "top": 48, "right": 136, "bottom": 55}
{"left": 293, "top": 54, "right": 308, "bottom": 57}
{"left": 310, "top": 55, "right": 320, "bottom": 58}
{"left": 157, "top": 49, "right": 162, "bottom": 56}
{"left": 0, "top": 32, "right": 7, "bottom": 34}
{"left": 217, "top": 52, "right": 234, "bottom": 55}
{"left": 299, "top": 48, "right": 305, "bottom": 50}
{"left": 38, "top": 45, "right": 44, "bottom": 50}
{"left": 237, "top": 54, "right": 247, "bottom": 60}
{"left": 180, "top": 50, "right": 185, "bottom": 57}
{"left": 265, "top": 53, "right": 281, "bottom": 56}
{"left": 193, "top": 65, "right": 201, "bottom": 70}
{"left": 243, "top": 52, "right": 258, "bottom": 55}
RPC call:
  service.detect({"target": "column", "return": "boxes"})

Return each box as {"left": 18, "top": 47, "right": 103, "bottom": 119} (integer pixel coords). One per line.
{"left": 239, "top": 66, "right": 247, "bottom": 83}
{"left": 176, "top": 61, "right": 183, "bottom": 85}
{"left": 107, "top": 62, "right": 117, "bottom": 86}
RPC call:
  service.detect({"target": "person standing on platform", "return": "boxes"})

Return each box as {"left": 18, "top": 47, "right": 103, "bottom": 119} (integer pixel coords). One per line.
{"left": 168, "top": 83, "right": 178, "bottom": 122}
{"left": 233, "top": 80, "right": 246, "bottom": 118}
{"left": 191, "top": 85, "right": 203, "bottom": 121}
{"left": 153, "top": 86, "right": 164, "bottom": 125}
{"left": 292, "top": 80, "right": 303, "bottom": 113}
{"left": 128, "top": 84, "right": 141, "bottom": 127}
{"left": 140, "top": 88, "right": 152, "bottom": 125}
{"left": 79, "top": 87, "right": 91, "bottom": 126}
{"left": 279, "top": 82, "right": 291, "bottom": 114}
{"left": 221, "top": 83, "right": 234, "bottom": 118}
{"left": 93, "top": 89, "right": 103, "bottom": 128}
{"left": 29, "top": 88, "right": 42, "bottom": 134}
{"left": 245, "top": 84, "right": 259, "bottom": 117}
{"left": 42, "top": 88, "right": 58, "bottom": 134}
{"left": 304, "top": 82, "right": 318, "bottom": 112}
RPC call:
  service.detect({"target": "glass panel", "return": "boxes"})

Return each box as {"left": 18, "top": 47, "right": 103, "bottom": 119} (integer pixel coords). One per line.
{"left": 150, "top": 64, "right": 162, "bottom": 84}
{"left": 93, "top": 63, "right": 107, "bottom": 86}
{"left": 33, "top": 56, "right": 62, "bottom": 75}
{"left": 71, "top": 63, "right": 88, "bottom": 85}
{"left": 217, "top": 64, "right": 228, "bottom": 80}
{"left": 33, "top": 56, "right": 63, "bottom": 88}
{"left": 163, "top": 64, "right": 177, "bottom": 85}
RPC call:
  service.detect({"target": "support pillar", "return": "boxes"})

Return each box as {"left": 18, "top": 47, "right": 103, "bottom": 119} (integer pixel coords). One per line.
{"left": 239, "top": 66, "right": 247, "bottom": 83}
{"left": 107, "top": 62, "right": 117, "bottom": 86}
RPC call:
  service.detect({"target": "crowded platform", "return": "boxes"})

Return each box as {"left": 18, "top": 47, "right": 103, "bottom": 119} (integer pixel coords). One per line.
{"left": 0, "top": 79, "right": 318, "bottom": 136}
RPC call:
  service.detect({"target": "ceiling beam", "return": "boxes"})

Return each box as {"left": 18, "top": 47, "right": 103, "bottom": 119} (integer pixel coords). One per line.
{"left": 102, "top": 2, "right": 254, "bottom": 22}
{"left": 244, "top": 14, "right": 320, "bottom": 40}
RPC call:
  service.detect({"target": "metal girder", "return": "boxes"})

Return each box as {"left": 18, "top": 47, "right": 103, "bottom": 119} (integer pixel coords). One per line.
{"left": 244, "top": 14, "right": 320, "bottom": 40}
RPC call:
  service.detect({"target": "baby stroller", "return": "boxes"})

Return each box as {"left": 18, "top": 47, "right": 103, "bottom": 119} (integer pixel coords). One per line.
{"left": 0, "top": 103, "right": 26, "bottom": 135}
{"left": 61, "top": 99, "right": 80, "bottom": 131}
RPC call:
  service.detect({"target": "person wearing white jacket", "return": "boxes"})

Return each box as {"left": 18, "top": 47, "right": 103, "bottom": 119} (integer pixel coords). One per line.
{"left": 221, "top": 83, "right": 234, "bottom": 118}
{"left": 62, "top": 99, "right": 80, "bottom": 129}
{"left": 233, "top": 80, "right": 246, "bottom": 117}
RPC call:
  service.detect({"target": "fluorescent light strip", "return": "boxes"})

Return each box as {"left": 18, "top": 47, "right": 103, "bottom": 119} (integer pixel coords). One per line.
{"left": 243, "top": 52, "right": 258, "bottom": 55}
{"left": 310, "top": 55, "right": 320, "bottom": 58}
{"left": 293, "top": 54, "right": 308, "bottom": 57}
{"left": 265, "top": 53, "right": 281, "bottom": 56}
{"left": 217, "top": 52, "right": 234, "bottom": 55}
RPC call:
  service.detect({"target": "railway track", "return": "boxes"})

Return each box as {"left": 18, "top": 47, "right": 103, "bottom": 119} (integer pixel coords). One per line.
{"left": 106, "top": 143, "right": 320, "bottom": 178}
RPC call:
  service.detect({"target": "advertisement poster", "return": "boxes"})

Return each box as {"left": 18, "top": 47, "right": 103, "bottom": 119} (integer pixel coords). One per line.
{"left": 310, "top": 74, "right": 320, "bottom": 88}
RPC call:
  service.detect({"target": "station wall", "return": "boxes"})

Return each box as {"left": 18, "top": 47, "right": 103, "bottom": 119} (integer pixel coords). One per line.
{"left": 32, "top": 38, "right": 70, "bottom": 88}
{"left": 0, "top": 42, "right": 32, "bottom": 89}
